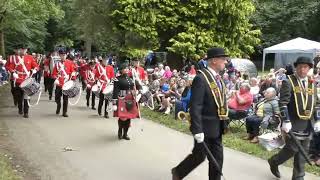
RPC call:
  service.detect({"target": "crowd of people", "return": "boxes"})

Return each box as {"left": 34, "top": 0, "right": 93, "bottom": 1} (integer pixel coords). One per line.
{"left": 1, "top": 45, "right": 320, "bottom": 179}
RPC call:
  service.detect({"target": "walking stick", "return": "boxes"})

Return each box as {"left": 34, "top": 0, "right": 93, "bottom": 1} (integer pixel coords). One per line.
{"left": 287, "top": 131, "right": 313, "bottom": 165}
{"left": 202, "top": 142, "right": 226, "bottom": 180}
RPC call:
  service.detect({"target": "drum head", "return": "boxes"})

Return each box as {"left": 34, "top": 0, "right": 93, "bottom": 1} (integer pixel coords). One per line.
{"left": 62, "top": 81, "right": 74, "bottom": 90}
{"left": 103, "top": 84, "right": 113, "bottom": 95}
{"left": 20, "top": 78, "right": 32, "bottom": 88}
{"left": 91, "top": 84, "right": 99, "bottom": 92}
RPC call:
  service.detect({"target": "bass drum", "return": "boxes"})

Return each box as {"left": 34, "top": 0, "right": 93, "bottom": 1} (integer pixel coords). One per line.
{"left": 20, "top": 78, "right": 40, "bottom": 96}
{"left": 62, "top": 81, "right": 80, "bottom": 98}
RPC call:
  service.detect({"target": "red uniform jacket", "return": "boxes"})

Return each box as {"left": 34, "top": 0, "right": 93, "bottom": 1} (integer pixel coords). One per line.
{"left": 80, "top": 62, "right": 88, "bottom": 79}
{"left": 52, "top": 59, "right": 76, "bottom": 88}
{"left": 84, "top": 65, "right": 96, "bottom": 87}
{"left": 95, "top": 64, "right": 115, "bottom": 82}
{"left": 128, "top": 66, "right": 147, "bottom": 81}
{"left": 6, "top": 55, "right": 39, "bottom": 85}
{"left": 43, "top": 58, "right": 52, "bottom": 78}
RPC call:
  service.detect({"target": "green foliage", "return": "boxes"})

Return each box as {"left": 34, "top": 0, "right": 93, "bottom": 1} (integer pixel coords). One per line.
{"left": 252, "top": 0, "right": 320, "bottom": 50}
{"left": 112, "top": 0, "right": 261, "bottom": 58}
{"left": 0, "top": 0, "right": 63, "bottom": 54}
{"left": 0, "top": 153, "right": 21, "bottom": 180}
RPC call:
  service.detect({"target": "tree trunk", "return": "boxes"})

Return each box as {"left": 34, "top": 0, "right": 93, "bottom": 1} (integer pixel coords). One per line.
{"left": 84, "top": 38, "right": 92, "bottom": 58}
{"left": 0, "top": 30, "right": 5, "bottom": 57}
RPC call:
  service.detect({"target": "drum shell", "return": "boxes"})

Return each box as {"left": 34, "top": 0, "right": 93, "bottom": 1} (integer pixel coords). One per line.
{"left": 62, "top": 81, "right": 80, "bottom": 98}
{"left": 20, "top": 78, "right": 40, "bottom": 96}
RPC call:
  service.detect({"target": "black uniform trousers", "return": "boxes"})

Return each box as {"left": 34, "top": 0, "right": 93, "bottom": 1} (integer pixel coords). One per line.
{"left": 35, "top": 71, "right": 42, "bottom": 83}
{"left": 44, "top": 77, "right": 54, "bottom": 99}
{"left": 86, "top": 88, "right": 95, "bottom": 108}
{"left": 98, "top": 92, "right": 109, "bottom": 116}
{"left": 118, "top": 119, "right": 131, "bottom": 136}
{"left": 269, "top": 136, "right": 310, "bottom": 180}
{"left": 55, "top": 86, "right": 68, "bottom": 115}
{"left": 14, "top": 86, "right": 29, "bottom": 115}
{"left": 10, "top": 80, "right": 18, "bottom": 106}
{"left": 174, "top": 137, "right": 223, "bottom": 180}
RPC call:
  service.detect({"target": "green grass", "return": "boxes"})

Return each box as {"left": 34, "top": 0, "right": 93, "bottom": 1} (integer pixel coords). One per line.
{"left": 0, "top": 154, "right": 20, "bottom": 180}
{"left": 141, "top": 108, "right": 320, "bottom": 176}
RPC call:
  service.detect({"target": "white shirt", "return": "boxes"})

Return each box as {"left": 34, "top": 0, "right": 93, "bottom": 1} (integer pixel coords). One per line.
{"left": 298, "top": 76, "right": 308, "bottom": 89}
{"left": 207, "top": 67, "right": 219, "bottom": 77}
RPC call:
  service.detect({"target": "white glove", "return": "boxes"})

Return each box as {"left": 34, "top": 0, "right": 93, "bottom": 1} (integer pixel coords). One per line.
{"left": 314, "top": 121, "right": 320, "bottom": 133}
{"left": 71, "top": 72, "right": 77, "bottom": 76}
{"left": 112, "top": 105, "right": 117, "bottom": 111}
{"left": 54, "top": 79, "right": 60, "bottom": 85}
{"left": 64, "top": 74, "right": 70, "bottom": 80}
{"left": 97, "top": 81, "right": 101, "bottom": 87}
{"left": 87, "top": 84, "right": 91, "bottom": 88}
{"left": 194, "top": 133, "right": 204, "bottom": 143}
{"left": 281, "top": 121, "right": 292, "bottom": 133}
{"left": 13, "top": 72, "right": 19, "bottom": 79}
{"left": 32, "top": 69, "right": 37, "bottom": 74}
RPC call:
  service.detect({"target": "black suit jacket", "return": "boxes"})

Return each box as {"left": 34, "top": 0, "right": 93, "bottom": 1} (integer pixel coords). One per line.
{"left": 189, "top": 72, "right": 225, "bottom": 138}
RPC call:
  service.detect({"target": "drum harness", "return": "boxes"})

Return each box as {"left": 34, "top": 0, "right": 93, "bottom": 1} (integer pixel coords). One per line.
{"left": 12, "top": 55, "right": 42, "bottom": 107}
{"left": 58, "top": 62, "right": 82, "bottom": 106}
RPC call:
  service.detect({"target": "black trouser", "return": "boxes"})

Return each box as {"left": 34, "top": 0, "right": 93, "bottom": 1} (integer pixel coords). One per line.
{"left": 174, "top": 137, "right": 223, "bottom": 180}
{"left": 118, "top": 119, "right": 131, "bottom": 136}
{"left": 55, "top": 86, "right": 68, "bottom": 115}
{"left": 35, "top": 71, "right": 42, "bottom": 83}
{"left": 245, "top": 115, "right": 262, "bottom": 136}
{"left": 98, "top": 92, "right": 109, "bottom": 116}
{"left": 10, "top": 80, "right": 18, "bottom": 106}
{"left": 269, "top": 136, "right": 310, "bottom": 180}
{"left": 86, "top": 88, "right": 95, "bottom": 108}
{"left": 14, "top": 86, "right": 29, "bottom": 115}
{"left": 44, "top": 77, "right": 54, "bottom": 99}
{"left": 81, "top": 79, "right": 86, "bottom": 91}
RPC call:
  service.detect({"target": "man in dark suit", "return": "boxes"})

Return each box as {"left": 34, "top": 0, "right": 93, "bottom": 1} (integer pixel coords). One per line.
{"left": 268, "top": 57, "right": 320, "bottom": 180}
{"left": 171, "top": 47, "right": 229, "bottom": 180}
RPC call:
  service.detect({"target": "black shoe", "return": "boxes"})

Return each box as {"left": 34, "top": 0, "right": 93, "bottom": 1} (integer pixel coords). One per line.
{"left": 86, "top": 103, "right": 89, "bottom": 107}
{"left": 104, "top": 114, "right": 109, "bottom": 119}
{"left": 171, "top": 168, "right": 181, "bottom": 180}
{"left": 56, "top": 109, "right": 60, "bottom": 115}
{"left": 62, "top": 114, "right": 69, "bottom": 117}
{"left": 122, "top": 135, "right": 130, "bottom": 140}
{"left": 49, "top": 97, "right": 52, "bottom": 100}
{"left": 18, "top": 110, "right": 23, "bottom": 115}
{"left": 23, "top": 114, "right": 29, "bottom": 118}
{"left": 118, "top": 129, "right": 122, "bottom": 140}
{"left": 92, "top": 107, "right": 96, "bottom": 110}
{"left": 268, "top": 159, "right": 280, "bottom": 178}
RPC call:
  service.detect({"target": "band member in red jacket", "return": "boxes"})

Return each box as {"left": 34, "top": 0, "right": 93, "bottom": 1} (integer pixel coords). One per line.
{"left": 84, "top": 61, "right": 96, "bottom": 109}
{"left": 52, "top": 50, "right": 77, "bottom": 117}
{"left": 43, "top": 54, "right": 56, "bottom": 100}
{"left": 6, "top": 44, "right": 39, "bottom": 118}
{"left": 79, "top": 58, "right": 88, "bottom": 91}
{"left": 95, "top": 59, "right": 115, "bottom": 118}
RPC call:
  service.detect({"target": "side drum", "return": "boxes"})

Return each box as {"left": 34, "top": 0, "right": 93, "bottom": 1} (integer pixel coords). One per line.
{"left": 62, "top": 81, "right": 80, "bottom": 98}
{"left": 20, "top": 78, "right": 40, "bottom": 96}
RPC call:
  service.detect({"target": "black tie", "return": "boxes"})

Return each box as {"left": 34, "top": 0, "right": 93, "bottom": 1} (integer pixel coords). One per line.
{"left": 302, "top": 80, "right": 306, "bottom": 89}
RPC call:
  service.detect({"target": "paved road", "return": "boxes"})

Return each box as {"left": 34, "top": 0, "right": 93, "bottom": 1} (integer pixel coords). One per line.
{"left": 0, "top": 87, "right": 318, "bottom": 180}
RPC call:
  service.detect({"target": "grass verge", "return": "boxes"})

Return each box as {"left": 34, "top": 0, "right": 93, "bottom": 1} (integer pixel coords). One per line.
{"left": 0, "top": 154, "right": 20, "bottom": 180}
{"left": 141, "top": 108, "right": 320, "bottom": 176}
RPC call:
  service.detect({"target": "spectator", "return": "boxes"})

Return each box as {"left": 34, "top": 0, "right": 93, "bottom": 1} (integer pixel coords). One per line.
{"left": 249, "top": 78, "right": 260, "bottom": 102}
{"left": 163, "top": 66, "right": 173, "bottom": 79}
{"left": 310, "top": 133, "right": 320, "bottom": 166}
{"left": 259, "top": 75, "right": 277, "bottom": 96}
{"left": 228, "top": 83, "right": 253, "bottom": 120}
{"left": 158, "top": 64, "right": 165, "bottom": 77}
{"left": 285, "top": 64, "right": 294, "bottom": 76}
{"left": 0, "top": 56, "right": 8, "bottom": 85}
{"left": 175, "top": 76, "right": 193, "bottom": 119}
{"left": 245, "top": 87, "right": 279, "bottom": 143}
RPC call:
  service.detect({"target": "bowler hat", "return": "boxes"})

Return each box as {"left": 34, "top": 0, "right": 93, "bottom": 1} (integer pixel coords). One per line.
{"left": 206, "top": 47, "right": 228, "bottom": 60}
{"left": 294, "top": 56, "right": 313, "bottom": 68}
{"left": 118, "top": 60, "right": 129, "bottom": 71}
{"left": 58, "top": 49, "right": 66, "bottom": 54}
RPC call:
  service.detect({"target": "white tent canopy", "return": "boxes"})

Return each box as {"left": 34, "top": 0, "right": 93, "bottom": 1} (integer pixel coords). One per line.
{"left": 262, "top": 37, "right": 320, "bottom": 72}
